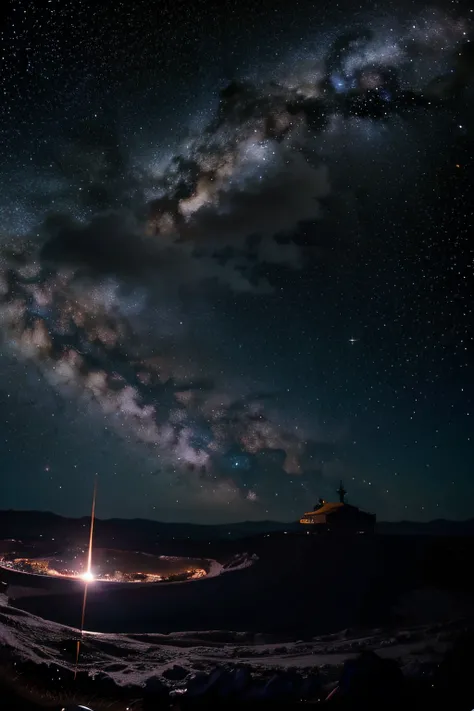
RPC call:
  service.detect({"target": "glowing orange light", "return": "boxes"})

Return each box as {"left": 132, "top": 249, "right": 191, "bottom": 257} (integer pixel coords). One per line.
{"left": 74, "top": 475, "right": 98, "bottom": 680}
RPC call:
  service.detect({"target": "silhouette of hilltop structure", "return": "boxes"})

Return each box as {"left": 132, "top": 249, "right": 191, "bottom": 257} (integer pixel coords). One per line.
{"left": 300, "top": 481, "right": 376, "bottom": 534}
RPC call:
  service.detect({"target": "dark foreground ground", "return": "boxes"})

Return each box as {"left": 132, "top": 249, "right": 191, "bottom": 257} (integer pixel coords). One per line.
{"left": 1, "top": 533, "right": 474, "bottom": 710}
{"left": 2, "top": 533, "right": 473, "bottom": 635}
{"left": 1, "top": 631, "right": 474, "bottom": 711}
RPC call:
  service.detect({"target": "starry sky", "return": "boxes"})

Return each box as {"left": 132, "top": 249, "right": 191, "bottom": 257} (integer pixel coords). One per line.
{"left": 0, "top": 0, "right": 473, "bottom": 524}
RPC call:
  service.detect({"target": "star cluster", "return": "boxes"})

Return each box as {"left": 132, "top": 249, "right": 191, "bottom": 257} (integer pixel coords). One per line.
{"left": 0, "top": 0, "right": 472, "bottom": 523}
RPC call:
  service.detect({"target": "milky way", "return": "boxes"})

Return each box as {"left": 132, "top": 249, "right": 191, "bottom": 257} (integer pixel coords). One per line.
{"left": 0, "top": 1, "right": 472, "bottom": 522}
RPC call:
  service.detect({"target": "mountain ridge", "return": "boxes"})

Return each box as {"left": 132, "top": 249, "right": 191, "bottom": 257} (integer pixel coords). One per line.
{"left": 1, "top": 509, "right": 473, "bottom": 541}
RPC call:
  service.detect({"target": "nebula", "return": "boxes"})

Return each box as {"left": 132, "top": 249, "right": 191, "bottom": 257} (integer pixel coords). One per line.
{"left": 0, "top": 7, "right": 472, "bottom": 517}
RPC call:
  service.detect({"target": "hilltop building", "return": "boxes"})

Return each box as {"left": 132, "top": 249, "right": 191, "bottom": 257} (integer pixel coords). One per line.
{"left": 300, "top": 481, "right": 376, "bottom": 534}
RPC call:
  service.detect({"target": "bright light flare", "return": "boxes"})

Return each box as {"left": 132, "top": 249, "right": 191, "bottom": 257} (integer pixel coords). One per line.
{"left": 75, "top": 476, "right": 98, "bottom": 681}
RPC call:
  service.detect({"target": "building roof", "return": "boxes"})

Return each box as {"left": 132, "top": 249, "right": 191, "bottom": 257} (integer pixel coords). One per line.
{"left": 303, "top": 502, "right": 360, "bottom": 517}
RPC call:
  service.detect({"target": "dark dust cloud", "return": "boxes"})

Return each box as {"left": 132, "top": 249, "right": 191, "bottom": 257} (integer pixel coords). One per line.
{"left": 0, "top": 0, "right": 473, "bottom": 523}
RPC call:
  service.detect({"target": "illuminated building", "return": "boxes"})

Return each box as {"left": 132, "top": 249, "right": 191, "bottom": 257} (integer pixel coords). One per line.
{"left": 300, "top": 481, "right": 376, "bottom": 534}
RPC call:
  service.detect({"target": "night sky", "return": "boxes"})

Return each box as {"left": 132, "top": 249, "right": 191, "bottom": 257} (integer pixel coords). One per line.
{"left": 0, "top": 0, "right": 473, "bottom": 524}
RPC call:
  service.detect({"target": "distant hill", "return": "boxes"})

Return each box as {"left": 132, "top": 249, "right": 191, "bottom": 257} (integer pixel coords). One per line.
{"left": 377, "top": 518, "right": 474, "bottom": 536}
{"left": 0, "top": 509, "right": 473, "bottom": 546}
{"left": 0, "top": 510, "right": 298, "bottom": 546}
